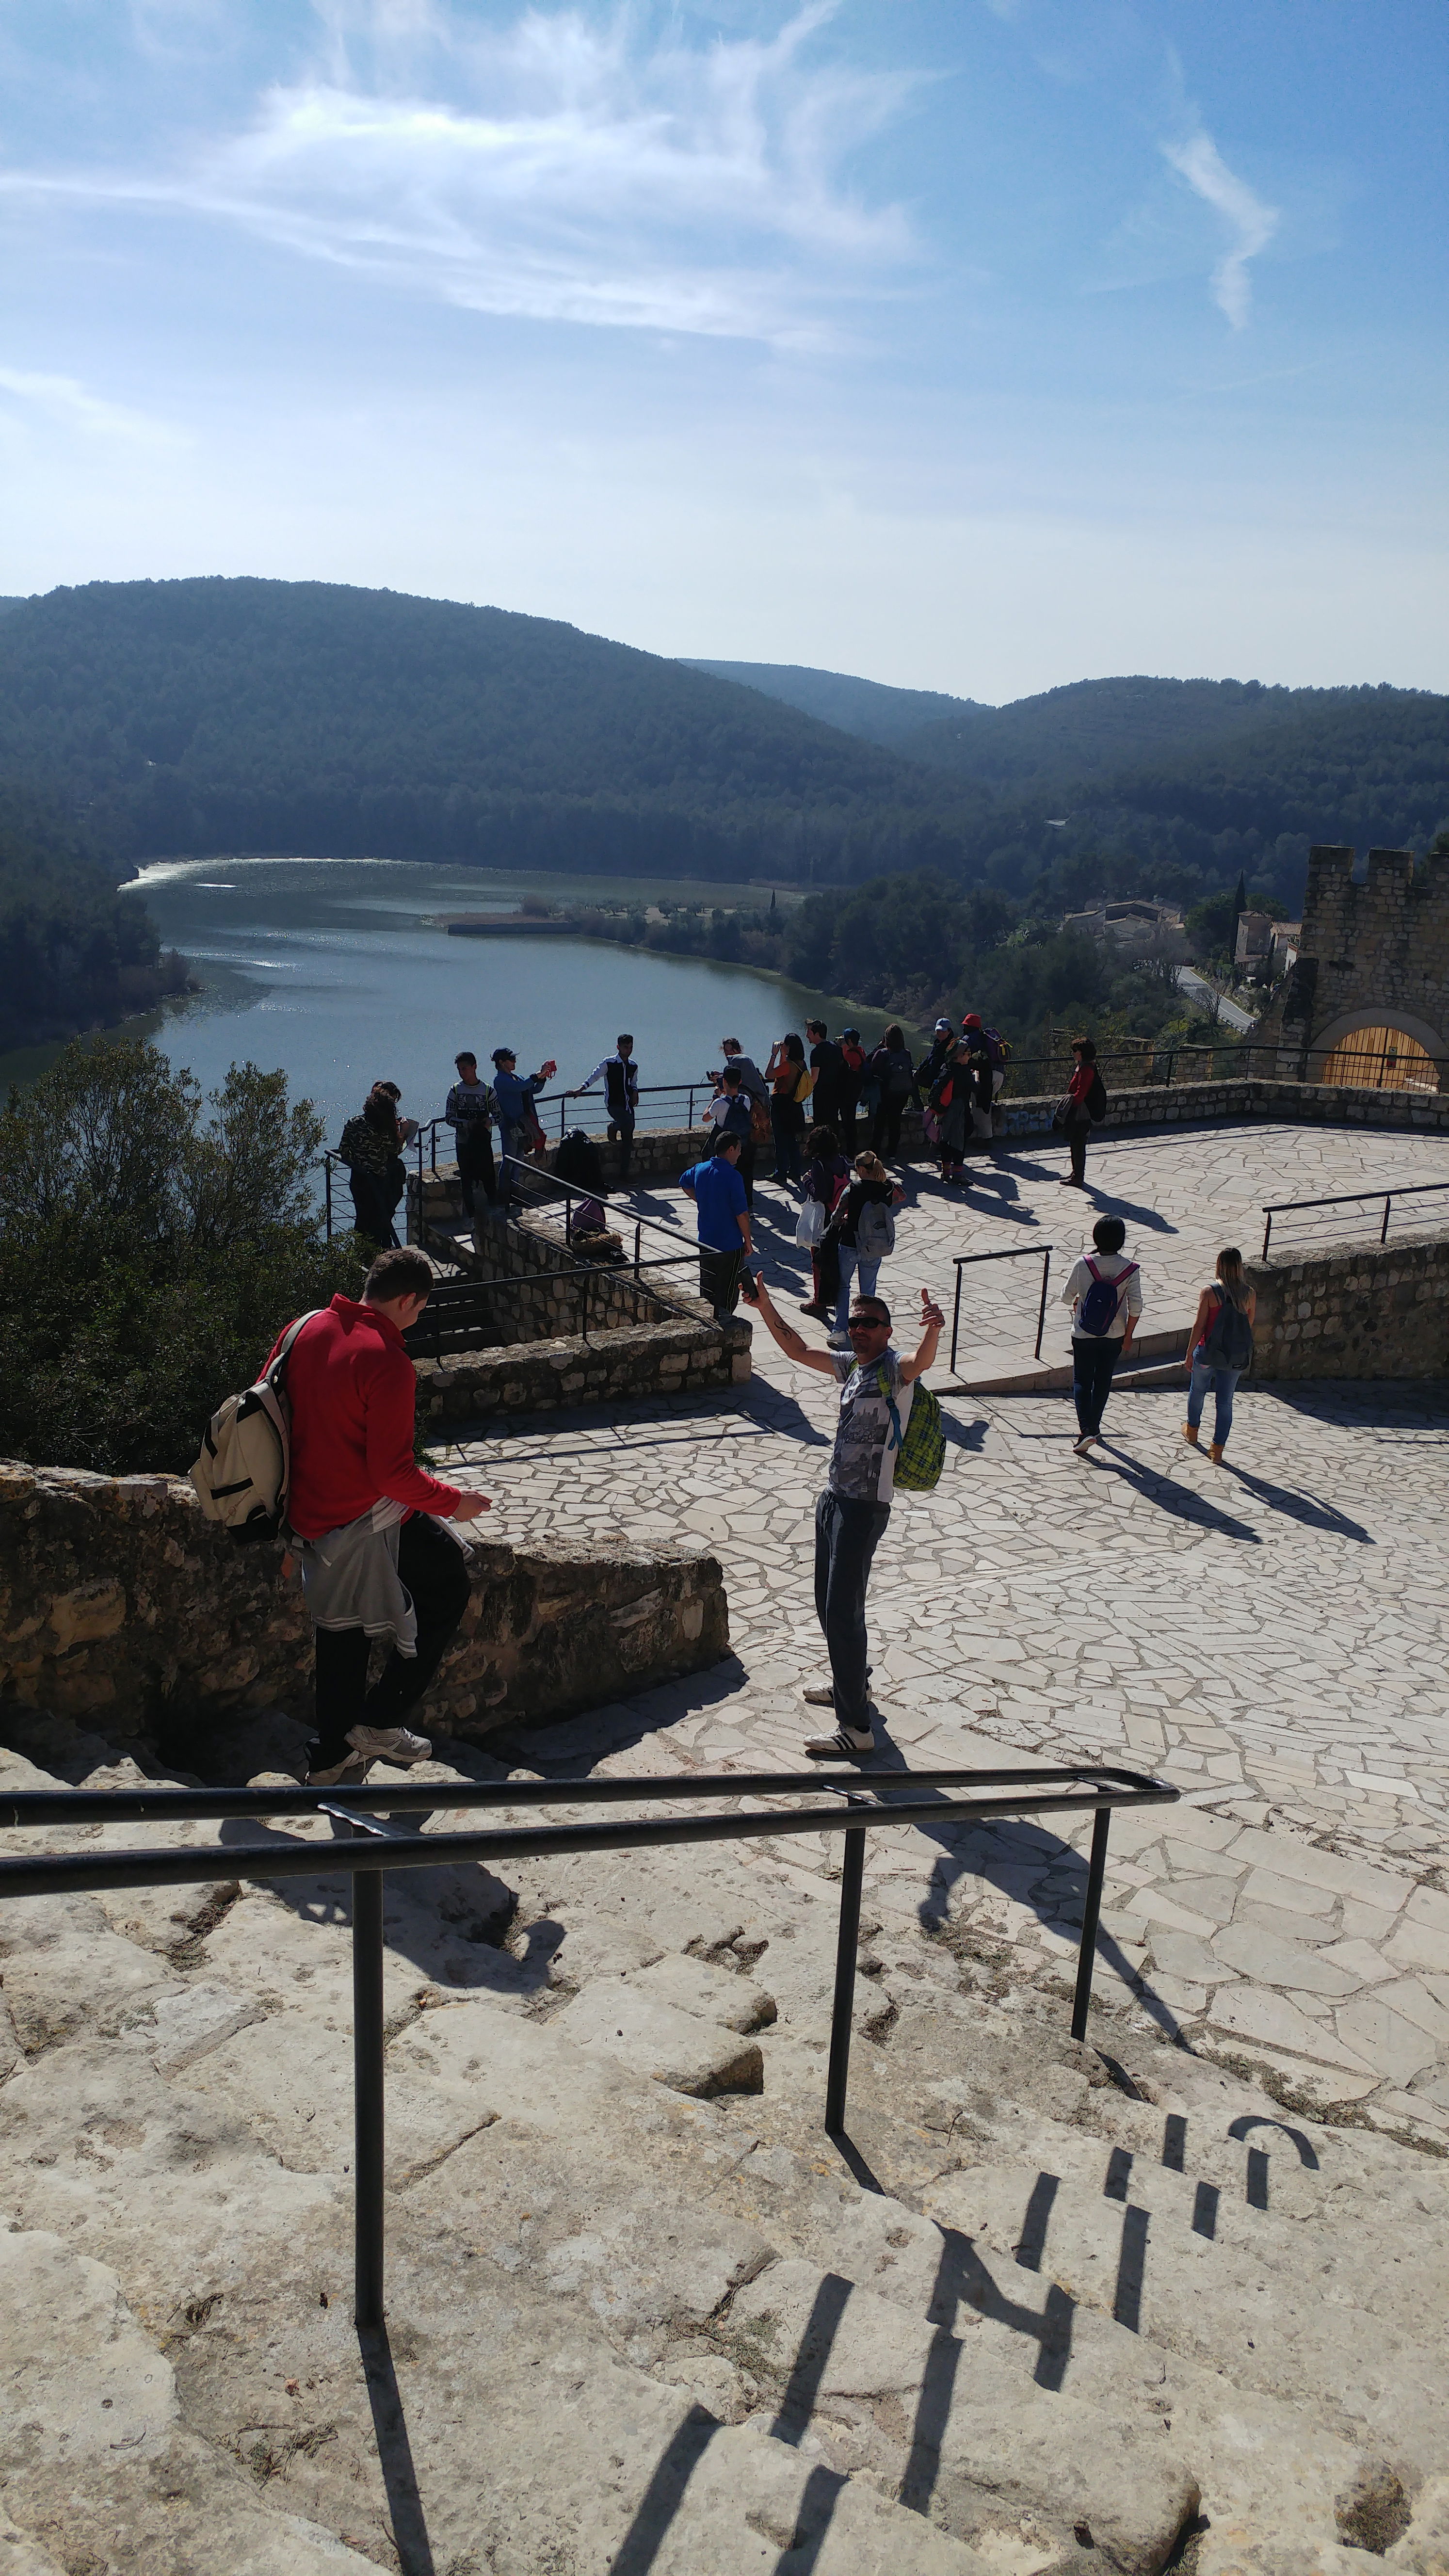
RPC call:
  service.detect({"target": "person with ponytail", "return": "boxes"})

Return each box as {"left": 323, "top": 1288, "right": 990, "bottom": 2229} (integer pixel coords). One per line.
{"left": 1183, "top": 1247, "right": 1256, "bottom": 1462}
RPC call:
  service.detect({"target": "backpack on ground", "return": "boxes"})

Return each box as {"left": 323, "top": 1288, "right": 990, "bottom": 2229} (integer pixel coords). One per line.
{"left": 855, "top": 1196, "right": 896, "bottom": 1262}
{"left": 555, "top": 1127, "right": 605, "bottom": 1192}
{"left": 1204, "top": 1290, "right": 1254, "bottom": 1371}
{"left": 1078, "top": 1256, "right": 1137, "bottom": 1339}
{"left": 1087, "top": 1068, "right": 1108, "bottom": 1122}
{"left": 190, "top": 1311, "right": 321, "bottom": 1543}
{"left": 880, "top": 1372, "right": 946, "bottom": 1494}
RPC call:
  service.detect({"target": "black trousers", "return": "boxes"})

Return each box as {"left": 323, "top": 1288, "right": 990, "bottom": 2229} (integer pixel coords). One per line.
{"left": 872, "top": 1096, "right": 908, "bottom": 1157}
{"left": 1066, "top": 1114, "right": 1090, "bottom": 1183}
{"left": 348, "top": 1170, "right": 396, "bottom": 1245}
{"left": 1072, "top": 1336, "right": 1119, "bottom": 1436}
{"left": 814, "top": 1490, "right": 890, "bottom": 1732}
{"left": 607, "top": 1111, "right": 636, "bottom": 1177}
{"left": 456, "top": 1122, "right": 497, "bottom": 1217}
{"left": 699, "top": 1245, "right": 743, "bottom": 1319}
{"left": 311, "top": 1514, "right": 472, "bottom": 1763}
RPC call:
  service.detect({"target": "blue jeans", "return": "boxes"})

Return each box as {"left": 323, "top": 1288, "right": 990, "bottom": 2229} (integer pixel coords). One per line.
{"left": 814, "top": 1490, "right": 890, "bottom": 1732}
{"left": 833, "top": 1248, "right": 881, "bottom": 1336}
{"left": 1187, "top": 1355, "right": 1241, "bottom": 1447}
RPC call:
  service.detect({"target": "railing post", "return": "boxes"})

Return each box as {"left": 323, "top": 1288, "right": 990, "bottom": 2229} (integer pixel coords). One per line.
{"left": 950, "top": 1261, "right": 964, "bottom": 1376}
{"left": 825, "top": 1822, "right": 867, "bottom": 2133}
{"left": 353, "top": 1863, "right": 386, "bottom": 2330}
{"left": 1381, "top": 1192, "right": 1392, "bottom": 1245}
{"left": 634, "top": 1221, "right": 642, "bottom": 1280}
{"left": 1262, "top": 1210, "right": 1272, "bottom": 1261}
{"left": 325, "top": 1157, "right": 333, "bottom": 1242}
{"left": 1034, "top": 1247, "right": 1052, "bottom": 1360}
{"left": 1070, "top": 1805, "right": 1111, "bottom": 2043}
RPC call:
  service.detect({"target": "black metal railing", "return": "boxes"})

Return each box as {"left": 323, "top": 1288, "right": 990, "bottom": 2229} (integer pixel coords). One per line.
{"left": 0, "top": 1759, "right": 1176, "bottom": 2330}
{"left": 949, "top": 1244, "right": 1054, "bottom": 1374}
{"left": 1260, "top": 1177, "right": 1449, "bottom": 1260}
{"left": 400, "top": 1265, "right": 685, "bottom": 1357}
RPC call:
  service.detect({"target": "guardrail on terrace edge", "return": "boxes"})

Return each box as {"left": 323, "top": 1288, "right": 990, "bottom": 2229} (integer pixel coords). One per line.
{"left": 0, "top": 1760, "right": 1176, "bottom": 2330}
{"left": 1260, "top": 1176, "right": 1449, "bottom": 1260}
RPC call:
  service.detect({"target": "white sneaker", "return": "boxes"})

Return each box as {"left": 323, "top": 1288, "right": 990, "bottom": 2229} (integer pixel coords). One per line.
{"left": 800, "top": 1683, "right": 837, "bottom": 1707}
{"left": 346, "top": 1724, "right": 432, "bottom": 1769}
{"left": 306, "top": 1751, "right": 370, "bottom": 1789}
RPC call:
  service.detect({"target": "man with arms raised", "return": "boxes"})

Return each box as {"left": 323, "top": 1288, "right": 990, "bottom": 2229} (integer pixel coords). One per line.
{"left": 741, "top": 1273, "right": 944, "bottom": 1759}
{"left": 270, "top": 1247, "right": 492, "bottom": 1787}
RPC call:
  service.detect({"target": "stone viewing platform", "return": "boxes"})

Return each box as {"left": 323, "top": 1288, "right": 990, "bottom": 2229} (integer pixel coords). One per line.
{"left": 1, "top": 1089, "right": 1448, "bottom": 2571}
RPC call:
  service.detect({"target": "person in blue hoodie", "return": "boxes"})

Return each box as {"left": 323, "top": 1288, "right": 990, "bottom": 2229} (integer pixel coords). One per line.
{"left": 491, "top": 1046, "right": 556, "bottom": 1202}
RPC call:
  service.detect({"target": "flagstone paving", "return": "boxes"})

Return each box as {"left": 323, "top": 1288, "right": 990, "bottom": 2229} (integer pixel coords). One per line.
{"left": 443, "top": 1113, "right": 1449, "bottom": 2149}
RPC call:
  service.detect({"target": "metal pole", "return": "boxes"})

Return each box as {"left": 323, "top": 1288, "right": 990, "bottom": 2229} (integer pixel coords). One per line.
{"left": 1262, "top": 1210, "right": 1272, "bottom": 1261}
{"left": 325, "top": 1157, "right": 333, "bottom": 1242}
{"left": 1034, "top": 1247, "right": 1052, "bottom": 1360}
{"left": 1381, "top": 1193, "right": 1391, "bottom": 1245}
{"left": 1070, "top": 1806, "right": 1111, "bottom": 2042}
{"left": 824, "top": 1825, "right": 866, "bottom": 2132}
{"left": 353, "top": 1866, "right": 386, "bottom": 2329}
{"left": 634, "top": 1221, "right": 642, "bottom": 1280}
{"left": 950, "top": 1262, "right": 964, "bottom": 1376}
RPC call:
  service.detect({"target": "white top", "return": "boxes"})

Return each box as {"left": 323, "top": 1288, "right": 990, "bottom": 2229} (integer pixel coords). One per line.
{"left": 1061, "top": 1251, "right": 1143, "bottom": 1341}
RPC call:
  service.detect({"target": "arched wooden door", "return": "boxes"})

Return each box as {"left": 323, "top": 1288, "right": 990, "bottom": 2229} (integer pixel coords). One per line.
{"left": 1320, "top": 1025, "right": 1440, "bottom": 1091}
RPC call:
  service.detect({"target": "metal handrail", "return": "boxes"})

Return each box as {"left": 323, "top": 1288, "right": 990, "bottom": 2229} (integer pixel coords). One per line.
{"left": 949, "top": 1244, "right": 1053, "bottom": 1373}
{"left": 0, "top": 1760, "right": 1175, "bottom": 2330}
{"left": 1260, "top": 1177, "right": 1449, "bottom": 1260}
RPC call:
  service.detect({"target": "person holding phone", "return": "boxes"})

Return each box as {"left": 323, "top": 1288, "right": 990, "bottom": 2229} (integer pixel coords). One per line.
{"left": 741, "top": 1272, "right": 944, "bottom": 1758}
{"left": 491, "top": 1047, "right": 557, "bottom": 1202}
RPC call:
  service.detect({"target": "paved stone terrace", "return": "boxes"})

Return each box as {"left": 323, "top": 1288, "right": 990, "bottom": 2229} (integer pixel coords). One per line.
{"left": 443, "top": 1112, "right": 1449, "bottom": 2148}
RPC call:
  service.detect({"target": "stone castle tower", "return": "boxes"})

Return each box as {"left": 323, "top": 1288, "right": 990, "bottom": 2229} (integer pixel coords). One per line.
{"left": 1258, "top": 842, "right": 1449, "bottom": 1085}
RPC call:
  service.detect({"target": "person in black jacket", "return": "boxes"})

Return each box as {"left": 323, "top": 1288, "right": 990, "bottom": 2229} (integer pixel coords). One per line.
{"left": 806, "top": 1020, "right": 846, "bottom": 1134}
{"left": 868, "top": 1023, "right": 918, "bottom": 1160}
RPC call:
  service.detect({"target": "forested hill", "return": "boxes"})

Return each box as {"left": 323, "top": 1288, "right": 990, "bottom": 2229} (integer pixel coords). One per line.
{"left": 679, "top": 660, "right": 985, "bottom": 747}
{"left": 0, "top": 579, "right": 954, "bottom": 881}
{"left": 1, "top": 581, "right": 1444, "bottom": 921}
{"left": 0, "top": 786, "right": 187, "bottom": 1052}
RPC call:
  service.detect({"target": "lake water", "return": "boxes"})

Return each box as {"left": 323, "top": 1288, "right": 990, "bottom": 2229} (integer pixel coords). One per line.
{"left": 13, "top": 856, "right": 917, "bottom": 1145}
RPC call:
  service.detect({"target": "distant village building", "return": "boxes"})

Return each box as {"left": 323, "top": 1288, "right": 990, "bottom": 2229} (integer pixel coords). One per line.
{"left": 1256, "top": 843, "right": 1448, "bottom": 1091}
{"left": 1234, "top": 912, "right": 1300, "bottom": 979}
{"left": 1062, "top": 898, "right": 1186, "bottom": 957}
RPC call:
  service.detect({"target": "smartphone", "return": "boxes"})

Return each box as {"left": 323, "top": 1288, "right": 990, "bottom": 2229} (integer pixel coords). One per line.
{"left": 739, "top": 1271, "right": 762, "bottom": 1304}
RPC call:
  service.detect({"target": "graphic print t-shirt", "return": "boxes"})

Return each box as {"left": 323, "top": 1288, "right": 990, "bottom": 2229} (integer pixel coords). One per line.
{"left": 828, "top": 1349, "right": 905, "bottom": 1502}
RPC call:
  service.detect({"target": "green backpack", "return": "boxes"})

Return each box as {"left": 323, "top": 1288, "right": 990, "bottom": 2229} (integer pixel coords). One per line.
{"left": 879, "top": 1369, "right": 946, "bottom": 1494}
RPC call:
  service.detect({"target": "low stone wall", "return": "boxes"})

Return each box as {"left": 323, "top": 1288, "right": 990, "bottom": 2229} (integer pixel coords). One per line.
{"left": 0, "top": 1462, "right": 728, "bottom": 1746}
{"left": 414, "top": 1315, "right": 752, "bottom": 1425}
{"left": 420, "top": 1073, "right": 1449, "bottom": 1204}
{"left": 1246, "top": 1232, "right": 1449, "bottom": 1379}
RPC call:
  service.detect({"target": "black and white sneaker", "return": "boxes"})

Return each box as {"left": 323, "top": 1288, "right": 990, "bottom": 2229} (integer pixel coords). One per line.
{"left": 805, "top": 1726, "right": 876, "bottom": 1760}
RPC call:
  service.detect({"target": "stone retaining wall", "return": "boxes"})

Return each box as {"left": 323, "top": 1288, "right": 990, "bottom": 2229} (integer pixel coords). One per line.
{"left": 0, "top": 1462, "right": 728, "bottom": 1747}
{"left": 414, "top": 1314, "right": 752, "bottom": 1425}
{"left": 1245, "top": 1232, "right": 1449, "bottom": 1379}
{"left": 422, "top": 1074, "right": 1449, "bottom": 1200}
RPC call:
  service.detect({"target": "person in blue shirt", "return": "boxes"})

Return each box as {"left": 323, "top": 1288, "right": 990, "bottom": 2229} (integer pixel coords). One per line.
{"left": 491, "top": 1046, "right": 556, "bottom": 1204}
{"left": 680, "top": 1133, "right": 755, "bottom": 1320}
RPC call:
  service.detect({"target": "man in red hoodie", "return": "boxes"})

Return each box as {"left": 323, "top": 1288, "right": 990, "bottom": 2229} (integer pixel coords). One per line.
{"left": 268, "top": 1246, "right": 490, "bottom": 1786}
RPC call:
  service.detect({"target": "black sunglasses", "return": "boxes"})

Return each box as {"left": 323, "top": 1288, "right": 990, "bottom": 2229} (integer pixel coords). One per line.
{"left": 846, "top": 1316, "right": 888, "bottom": 1332}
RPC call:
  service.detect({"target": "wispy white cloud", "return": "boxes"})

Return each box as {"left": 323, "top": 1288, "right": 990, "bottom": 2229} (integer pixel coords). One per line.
{"left": 0, "top": 4, "right": 919, "bottom": 346}
{"left": 0, "top": 367, "right": 183, "bottom": 446}
{"left": 1162, "top": 129, "right": 1278, "bottom": 327}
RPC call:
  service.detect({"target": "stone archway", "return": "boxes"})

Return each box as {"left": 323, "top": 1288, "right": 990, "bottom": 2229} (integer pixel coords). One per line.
{"left": 1308, "top": 1006, "right": 1446, "bottom": 1093}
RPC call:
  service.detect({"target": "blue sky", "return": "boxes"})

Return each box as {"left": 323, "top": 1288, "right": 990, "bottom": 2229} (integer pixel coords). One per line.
{"left": 1, "top": 0, "right": 1444, "bottom": 700}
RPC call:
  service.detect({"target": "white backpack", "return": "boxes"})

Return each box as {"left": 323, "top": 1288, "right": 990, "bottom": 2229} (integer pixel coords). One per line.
{"left": 190, "top": 1312, "right": 321, "bottom": 1543}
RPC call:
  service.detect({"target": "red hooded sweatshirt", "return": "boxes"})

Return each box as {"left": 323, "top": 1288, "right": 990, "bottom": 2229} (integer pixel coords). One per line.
{"left": 267, "top": 1294, "right": 462, "bottom": 1542}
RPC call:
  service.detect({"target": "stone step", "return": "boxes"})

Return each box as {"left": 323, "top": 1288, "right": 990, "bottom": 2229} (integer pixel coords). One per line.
{"left": 923, "top": 2158, "right": 1448, "bottom": 2477}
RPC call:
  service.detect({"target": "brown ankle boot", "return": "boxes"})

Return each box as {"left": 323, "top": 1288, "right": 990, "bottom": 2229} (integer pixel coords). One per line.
{"left": 1208, "top": 1442, "right": 1225, "bottom": 1464}
{"left": 1181, "top": 1423, "right": 1199, "bottom": 1446}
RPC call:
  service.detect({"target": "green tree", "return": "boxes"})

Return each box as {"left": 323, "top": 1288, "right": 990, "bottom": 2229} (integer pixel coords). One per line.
{"left": 0, "top": 1039, "right": 365, "bottom": 1474}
